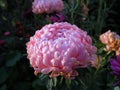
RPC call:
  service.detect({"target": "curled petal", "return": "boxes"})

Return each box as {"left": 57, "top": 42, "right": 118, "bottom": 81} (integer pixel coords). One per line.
{"left": 26, "top": 22, "right": 97, "bottom": 79}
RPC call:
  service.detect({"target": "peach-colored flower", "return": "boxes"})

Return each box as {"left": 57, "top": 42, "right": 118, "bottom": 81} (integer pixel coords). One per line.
{"left": 32, "top": 0, "right": 64, "bottom": 14}
{"left": 26, "top": 22, "right": 97, "bottom": 78}
{"left": 100, "top": 30, "right": 120, "bottom": 55}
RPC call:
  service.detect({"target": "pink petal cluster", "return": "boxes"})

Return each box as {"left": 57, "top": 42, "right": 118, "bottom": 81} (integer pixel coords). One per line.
{"left": 26, "top": 22, "right": 97, "bottom": 78}
{"left": 32, "top": 0, "right": 64, "bottom": 14}
{"left": 4, "top": 31, "right": 10, "bottom": 36}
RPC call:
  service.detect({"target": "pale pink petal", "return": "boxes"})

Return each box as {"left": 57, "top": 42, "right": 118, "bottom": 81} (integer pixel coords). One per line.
{"left": 26, "top": 22, "right": 97, "bottom": 79}
{"left": 32, "top": 0, "right": 64, "bottom": 14}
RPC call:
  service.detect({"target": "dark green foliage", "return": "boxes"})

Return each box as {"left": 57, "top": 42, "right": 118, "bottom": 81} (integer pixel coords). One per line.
{"left": 0, "top": 0, "right": 120, "bottom": 90}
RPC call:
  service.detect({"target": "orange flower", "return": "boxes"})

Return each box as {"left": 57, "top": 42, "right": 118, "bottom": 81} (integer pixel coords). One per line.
{"left": 100, "top": 30, "right": 120, "bottom": 55}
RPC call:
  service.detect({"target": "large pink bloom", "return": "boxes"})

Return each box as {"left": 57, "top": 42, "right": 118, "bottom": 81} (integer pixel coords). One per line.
{"left": 26, "top": 22, "right": 97, "bottom": 78}
{"left": 32, "top": 0, "right": 64, "bottom": 14}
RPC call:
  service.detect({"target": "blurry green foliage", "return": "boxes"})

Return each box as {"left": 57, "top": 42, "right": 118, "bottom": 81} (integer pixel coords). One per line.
{"left": 114, "top": 86, "right": 120, "bottom": 90}
{"left": 0, "top": 0, "right": 7, "bottom": 9}
{"left": 6, "top": 51, "right": 21, "bottom": 67}
{"left": 0, "top": 67, "right": 8, "bottom": 84}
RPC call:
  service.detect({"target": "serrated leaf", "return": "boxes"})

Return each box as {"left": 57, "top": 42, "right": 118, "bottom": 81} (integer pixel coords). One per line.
{"left": 6, "top": 51, "right": 21, "bottom": 67}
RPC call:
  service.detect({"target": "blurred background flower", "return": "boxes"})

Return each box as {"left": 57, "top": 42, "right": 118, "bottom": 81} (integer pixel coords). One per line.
{"left": 32, "top": 0, "right": 64, "bottom": 14}
{"left": 50, "top": 12, "right": 66, "bottom": 23}
{"left": 4, "top": 31, "right": 10, "bottom": 36}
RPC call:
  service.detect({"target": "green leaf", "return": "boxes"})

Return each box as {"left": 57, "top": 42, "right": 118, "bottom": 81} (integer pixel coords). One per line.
{"left": 0, "top": 67, "right": 8, "bottom": 84}
{"left": 53, "top": 77, "right": 57, "bottom": 87}
{"left": 114, "top": 86, "right": 120, "bottom": 90}
{"left": 32, "top": 79, "right": 47, "bottom": 90}
{"left": 2, "top": 16, "right": 7, "bottom": 21}
{"left": 32, "top": 74, "right": 49, "bottom": 88}
{"left": 47, "top": 79, "right": 53, "bottom": 90}
{"left": 6, "top": 51, "right": 21, "bottom": 67}
{"left": 65, "top": 79, "right": 71, "bottom": 90}
{"left": 0, "top": 0, "right": 7, "bottom": 9}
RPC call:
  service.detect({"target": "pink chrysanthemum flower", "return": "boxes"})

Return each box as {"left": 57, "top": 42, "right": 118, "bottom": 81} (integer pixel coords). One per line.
{"left": 32, "top": 0, "right": 64, "bottom": 14}
{"left": 26, "top": 22, "right": 97, "bottom": 78}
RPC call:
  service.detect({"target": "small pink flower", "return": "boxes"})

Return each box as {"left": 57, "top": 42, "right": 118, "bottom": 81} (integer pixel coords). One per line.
{"left": 26, "top": 22, "right": 97, "bottom": 78}
{"left": 4, "top": 31, "right": 10, "bottom": 36}
{"left": 32, "top": 0, "right": 64, "bottom": 14}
